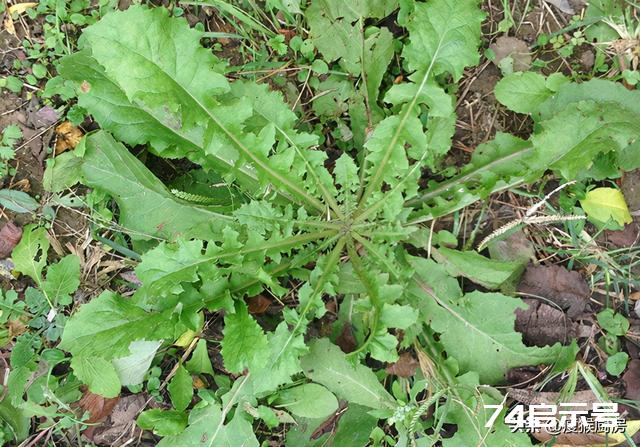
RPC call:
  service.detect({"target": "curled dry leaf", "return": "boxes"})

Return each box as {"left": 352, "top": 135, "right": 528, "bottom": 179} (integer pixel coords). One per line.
{"left": 55, "top": 121, "right": 83, "bottom": 155}
{"left": 247, "top": 294, "right": 272, "bottom": 314}
{"left": 517, "top": 265, "right": 590, "bottom": 318}
{"left": 489, "top": 36, "right": 532, "bottom": 72}
{"left": 0, "top": 222, "right": 22, "bottom": 259}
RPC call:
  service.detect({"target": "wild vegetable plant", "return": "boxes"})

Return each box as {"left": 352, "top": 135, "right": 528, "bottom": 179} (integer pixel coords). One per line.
{"left": 32, "top": 1, "right": 640, "bottom": 444}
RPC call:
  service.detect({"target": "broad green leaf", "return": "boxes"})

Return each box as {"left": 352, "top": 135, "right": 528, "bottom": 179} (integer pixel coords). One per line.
{"left": 0, "top": 189, "right": 39, "bottom": 213}
{"left": 12, "top": 225, "right": 50, "bottom": 284}
{"left": 42, "top": 254, "right": 80, "bottom": 306}
{"left": 221, "top": 301, "right": 269, "bottom": 374}
{"left": 494, "top": 72, "right": 554, "bottom": 114}
{"left": 274, "top": 383, "right": 338, "bottom": 419}
{"left": 42, "top": 151, "right": 83, "bottom": 192}
{"left": 156, "top": 400, "right": 259, "bottom": 447}
{"left": 408, "top": 257, "right": 570, "bottom": 384}
{"left": 597, "top": 309, "right": 630, "bottom": 336}
{"left": 59, "top": 291, "right": 176, "bottom": 359}
{"left": 81, "top": 131, "right": 234, "bottom": 240}
{"left": 70, "top": 356, "right": 121, "bottom": 398}
{"left": 606, "top": 352, "right": 629, "bottom": 376}
{"left": 580, "top": 187, "right": 633, "bottom": 226}
{"left": 168, "top": 366, "right": 193, "bottom": 412}
{"left": 0, "top": 397, "right": 30, "bottom": 443}
{"left": 112, "top": 340, "right": 162, "bottom": 386}
{"left": 300, "top": 339, "right": 395, "bottom": 409}
{"left": 185, "top": 339, "right": 215, "bottom": 376}
{"left": 137, "top": 409, "right": 188, "bottom": 436}
{"left": 432, "top": 247, "right": 524, "bottom": 290}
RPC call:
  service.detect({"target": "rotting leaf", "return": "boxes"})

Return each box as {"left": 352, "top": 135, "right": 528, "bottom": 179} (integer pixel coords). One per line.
{"left": 54, "top": 121, "right": 83, "bottom": 155}
{"left": 385, "top": 352, "right": 419, "bottom": 378}
{"left": 76, "top": 390, "right": 120, "bottom": 424}
{"left": 515, "top": 299, "right": 577, "bottom": 347}
{"left": 0, "top": 222, "right": 22, "bottom": 259}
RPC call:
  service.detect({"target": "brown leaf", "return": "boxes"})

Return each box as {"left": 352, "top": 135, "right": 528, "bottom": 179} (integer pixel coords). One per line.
{"left": 623, "top": 359, "right": 640, "bottom": 402}
{"left": 336, "top": 324, "right": 357, "bottom": 353}
{"left": 622, "top": 169, "right": 640, "bottom": 211}
{"left": 0, "top": 222, "right": 22, "bottom": 259}
{"left": 515, "top": 299, "right": 576, "bottom": 346}
{"left": 489, "top": 36, "right": 532, "bottom": 71}
{"left": 604, "top": 221, "right": 639, "bottom": 248}
{"left": 76, "top": 391, "right": 120, "bottom": 424}
{"left": 533, "top": 431, "right": 618, "bottom": 446}
{"left": 54, "top": 121, "right": 83, "bottom": 155}
{"left": 85, "top": 394, "right": 146, "bottom": 445}
{"left": 517, "top": 265, "right": 590, "bottom": 318}
{"left": 247, "top": 294, "right": 272, "bottom": 314}
{"left": 386, "top": 352, "right": 419, "bottom": 378}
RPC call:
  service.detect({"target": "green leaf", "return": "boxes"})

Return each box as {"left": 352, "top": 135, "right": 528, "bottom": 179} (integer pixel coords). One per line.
{"left": 59, "top": 291, "right": 176, "bottom": 360}
{"left": 221, "top": 301, "right": 269, "bottom": 374}
{"left": 156, "top": 400, "right": 259, "bottom": 447}
{"left": 494, "top": 72, "right": 554, "bottom": 114}
{"left": 137, "top": 409, "right": 188, "bottom": 436}
{"left": 0, "top": 189, "right": 39, "bottom": 213}
{"left": 0, "top": 397, "right": 30, "bottom": 443}
{"left": 42, "top": 254, "right": 80, "bottom": 306}
{"left": 597, "top": 309, "right": 630, "bottom": 336}
{"left": 168, "top": 366, "right": 193, "bottom": 412}
{"left": 43, "top": 151, "right": 83, "bottom": 192}
{"left": 300, "top": 339, "right": 395, "bottom": 409}
{"left": 81, "top": 131, "right": 235, "bottom": 240}
{"left": 401, "top": 0, "right": 484, "bottom": 81}
{"left": 112, "top": 340, "right": 162, "bottom": 386}
{"left": 606, "top": 352, "right": 629, "bottom": 377}
{"left": 432, "top": 247, "right": 525, "bottom": 290}
{"left": 70, "top": 356, "right": 121, "bottom": 398}
{"left": 580, "top": 187, "right": 633, "bottom": 226}
{"left": 0, "top": 290, "right": 27, "bottom": 324}
{"left": 12, "top": 224, "right": 50, "bottom": 284}
{"left": 408, "top": 257, "right": 571, "bottom": 384}
{"left": 275, "top": 383, "right": 338, "bottom": 419}
{"left": 185, "top": 339, "right": 215, "bottom": 376}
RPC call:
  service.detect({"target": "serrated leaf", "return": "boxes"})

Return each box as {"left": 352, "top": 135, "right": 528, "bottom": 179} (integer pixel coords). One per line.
{"left": 221, "top": 301, "right": 269, "bottom": 374}
{"left": 300, "top": 339, "right": 395, "bottom": 409}
{"left": 494, "top": 72, "right": 554, "bottom": 114}
{"left": 42, "top": 254, "right": 80, "bottom": 306}
{"left": 12, "top": 224, "right": 50, "bottom": 284}
{"left": 70, "top": 356, "right": 121, "bottom": 398}
{"left": 0, "top": 290, "right": 27, "bottom": 324}
{"left": 580, "top": 187, "right": 632, "bottom": 226}
{"left": 408, "top": 257, "right": 570, "bottom": 384}
{"left": 168, "top": 366, "right": 193, "bottom": 412}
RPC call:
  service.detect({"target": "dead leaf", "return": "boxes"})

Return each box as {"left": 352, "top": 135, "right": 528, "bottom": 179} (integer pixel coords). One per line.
{"left": 515, "top": 299, "right": 576, "bottom": 346}
{"left": 84, "top": 394, "right": 146, "bottom": 445}
{"left": 623, "top": 359, "right": 640, "bottom": 402}
{"left": 3, "top": 15, "right": 16, "bottom": 37}
{"left": 543, "top": 0, "right": 575, "bottom": 14}
{"left": 488, "top": 230, "right": 536, "bottom": 264}
{"left": 489, "top": 36, "right": 532, "bottom": 72}
{"left": 76, "top": 391, "right": 120, "bottom": 424}
{"left": 507, "top": 388, "right": 621, "bottom": 406}
{"left": 604, "top": 221, "right": 639, "bottom": 248}
{"left": 622, "top": 169, "right": 640, "bottom": 211}
{"left": 0, "top": 222, "right": 22, "bottom": 259}
{"left": 54, "top": 121, "right": 83, "bottom": 155}
{"left": 247, "top": 294, "right": 272, "bottom": 314}
{"left": 336, "top": 324, "right": 357, "bottom": 353}
{"left": 8, "top": 2, "right": 38, "bottom": 15}
{"left": 29, "top": 106, "right": 60, "bottom": 128}
{"left": 386, "top": 352, "right": 419, "bottom": 378}
{"left": 517, "top": 265, "right": 590, "bottom": 318}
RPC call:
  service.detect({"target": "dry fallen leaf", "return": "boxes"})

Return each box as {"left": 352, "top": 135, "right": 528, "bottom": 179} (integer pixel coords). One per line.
{"left": 247, "top": 294, "right": 272, "bottom": 314}
{"left": 3, "top": 15, "right": 16, "bottom": 36}
{"left": 55, "top": 121, "right": 83, "bottom": 154}
{"left": 386, "top": 352, "right": 419, "bottom": 378}
{"left": 8, "top": 2, "right": 38, "bottom": 15}
{"left": 0, "top": 222, "right": 22, "bottom": 259}
{"left": 76, "top": 391, "right": 120, "bottom": 424}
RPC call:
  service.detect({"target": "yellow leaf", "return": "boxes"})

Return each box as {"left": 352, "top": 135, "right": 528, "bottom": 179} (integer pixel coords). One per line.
{"left": 580, "top": 187, "right": 632, "bottom": 226}
{"left": 8, "top": 2, "right": 38, "bottom": 15}
{"left": 174, "top": 330, "right": 197, "bottom": 347}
